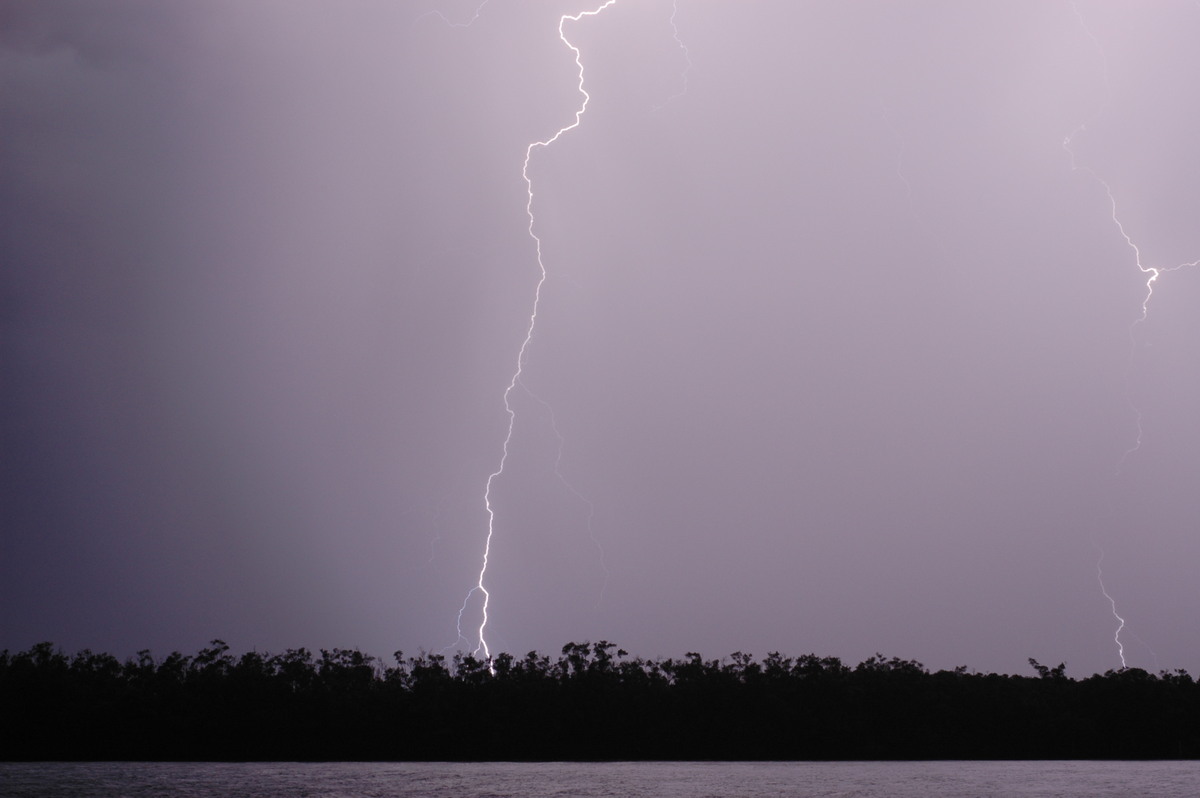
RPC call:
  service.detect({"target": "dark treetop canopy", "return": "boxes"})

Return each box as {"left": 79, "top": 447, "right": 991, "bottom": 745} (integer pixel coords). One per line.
{"left": 3, "top": 640, "right": 1198, "bottom": 761}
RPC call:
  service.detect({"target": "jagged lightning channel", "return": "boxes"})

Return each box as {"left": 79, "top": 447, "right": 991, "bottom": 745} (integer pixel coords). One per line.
{"left": 1064, "top": 5, "right": 1200, "bottom": 463}
{"left": 418, "top": 0, "right": 491, "bottom": 28}
{"left": 654, "top": 0, "right": 692, "bottom": 111}
{"left": 454, "top": 0, "right": 620, "bottom": 661}
{"left": 1095, "top": 548, "right": 1127, "bottom": 669}
{"left": 1062, "top": 1, "right": 1194, "bottom": 674}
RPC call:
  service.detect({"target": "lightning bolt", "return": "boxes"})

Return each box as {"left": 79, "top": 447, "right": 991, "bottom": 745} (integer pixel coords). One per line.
{"left": 452, "top": 0, "right": 620, "bottom": 662}
{"left": 1063, "top": 3, "right": 1200, "bottom": 464}
{"left": 1061, "top": 136, "right": 1156, "bottom": 462}
{"left": 654, "top": 0, "right": 692, "bottom": 111}
{"left": 417, "top": 0, "right": 491, "bottom": 29}
{"left": 1095, "top": 547, "right": 1127, "bottom": 670}
{"left": 1064, "top": 2, "right": 1196, "bottom": 673}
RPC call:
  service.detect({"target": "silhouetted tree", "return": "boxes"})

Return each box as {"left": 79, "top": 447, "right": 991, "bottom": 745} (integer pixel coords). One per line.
{"left": 4, "top": 640, "right": 1200, "bottom": 761}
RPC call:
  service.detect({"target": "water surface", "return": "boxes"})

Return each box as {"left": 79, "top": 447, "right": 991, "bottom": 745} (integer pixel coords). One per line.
{"left": 3, "top": 760, "right": 1198, "bottom": 797}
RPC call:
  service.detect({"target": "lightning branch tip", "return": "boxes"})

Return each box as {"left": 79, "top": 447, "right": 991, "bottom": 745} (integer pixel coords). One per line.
{"left": 1095, "top": 548, "right": 1127, "bottom": 669}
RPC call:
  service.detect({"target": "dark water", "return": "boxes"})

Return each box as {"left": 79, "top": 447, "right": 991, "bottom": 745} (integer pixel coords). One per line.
{"left": 3, "top": 760, "right": 1199, "bottom": 797}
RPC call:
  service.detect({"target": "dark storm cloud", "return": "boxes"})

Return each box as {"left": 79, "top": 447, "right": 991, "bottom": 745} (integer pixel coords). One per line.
{"left": 3, "top": 1, "right": 1199, "bottom": 677}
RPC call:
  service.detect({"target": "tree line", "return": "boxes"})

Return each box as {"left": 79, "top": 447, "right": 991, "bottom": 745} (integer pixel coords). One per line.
{"left": 2, "top": 640, "right": 1198, "bottom": 760}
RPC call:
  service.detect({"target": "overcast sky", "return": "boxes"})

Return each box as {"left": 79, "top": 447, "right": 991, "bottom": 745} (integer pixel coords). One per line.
{"left": 3, "top": 0, "right": 1200, "bottom": 677}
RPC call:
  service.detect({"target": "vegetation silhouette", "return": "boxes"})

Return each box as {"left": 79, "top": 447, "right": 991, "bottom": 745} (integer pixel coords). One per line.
{"left": 2, "top": 640, "right": 1198, "bottom": 760}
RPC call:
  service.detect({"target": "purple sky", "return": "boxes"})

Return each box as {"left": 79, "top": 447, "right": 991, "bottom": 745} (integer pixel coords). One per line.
{"left": 3, "top": 0, "right": 1200, "bottom": 677}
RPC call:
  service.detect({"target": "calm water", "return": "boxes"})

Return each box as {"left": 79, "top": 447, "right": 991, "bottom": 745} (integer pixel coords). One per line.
{"left": 3, "top": 761, "right": 1199, "bottom": 797}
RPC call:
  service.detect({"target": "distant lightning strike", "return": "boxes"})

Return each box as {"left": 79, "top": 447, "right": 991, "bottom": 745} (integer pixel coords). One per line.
{"left": 1062, "top": 132, "right": 1152, "bottom": 461}
{"left": 1066, "top": 4, "right": 1198, "bottom": 671}
{"left": 418, "top": 0, "right": 491, "bottom": 28}
{"left": 453, "top": 0, "right": 620, "bottom": 660}
{"left": 1063, "top": 127, "right": 1199, "bottom": 344}
{"left": 1061, "top": 141, "right": 1200, "bottom": 461}
{"left": 1095, "top": 549, "right": 1127, "bottom": 669}
{"left": 1064, "top": 4, "right": 1200, "bottom": 463}
{"left": 654, "top": 0, "right": 692, "bottom": 111}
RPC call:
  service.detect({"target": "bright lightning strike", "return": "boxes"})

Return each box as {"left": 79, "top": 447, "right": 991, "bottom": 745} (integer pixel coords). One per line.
{"left": 1064, "top": 4, "right": 1200, "bottom": 464}
{"left": 453, "top": 0, "right": 620, "bottom": 662}
{"left": 1062, "top": 132, "right": 1200, "bottom": 334}
{"left": 1063, "top": 2, "right": 1194, "bottom": 674}
{"left": 1095, "top": 548, "right": 1126, "bottom": 669}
